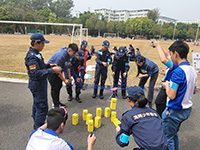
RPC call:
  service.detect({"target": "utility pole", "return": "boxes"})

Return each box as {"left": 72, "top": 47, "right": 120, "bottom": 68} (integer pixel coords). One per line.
{"left": 172, "top": 22, "right": 177, "bottom": 41}
{"left": 195, "top": 23, "right": 200, "bottom": 42}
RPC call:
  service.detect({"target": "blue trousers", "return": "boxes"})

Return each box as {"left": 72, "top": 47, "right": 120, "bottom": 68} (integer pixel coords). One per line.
{"left": 162, "top": 107, "right": 192, "bottom": 150}
{"left": 28, "top": 79, "right": 48, "bottom": 129}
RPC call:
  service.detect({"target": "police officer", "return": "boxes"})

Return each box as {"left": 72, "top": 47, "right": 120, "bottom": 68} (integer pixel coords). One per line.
{"left": 78, "top": 40, "right": 91, "bottom": 90}
{"left": 112, "top": 46, "right": 130, "bottom": 99}
{"left": 136, "top": 55, "right": 159, "bottom": 108}
{"left": 92, "top": 40, "right": 112, "bottom": 99}
{"left": 25, "top": 33, "right": 62, "bottom": 129}
{"left": 128, "top": 44, "right": 136, "bottom": 61}
{"left": 115, "top": 86, "right": 168, "bottom": 150}
{"left": 66, "top": 50, "right": 85, "bottom": 103}
{"left": 47, "top": 43, "right": 78, "bottom": 108}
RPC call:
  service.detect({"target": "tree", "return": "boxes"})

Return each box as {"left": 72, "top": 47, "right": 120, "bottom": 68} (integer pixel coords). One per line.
{"left": 125, "top": 22, "right": 132, "bottom": 37}
{"left": 106, "top": 21, "right": 115, "bottom": 33}
{"left": 85, "top": 15, "right": 98, "bottom": 31}
{"left": 115, "top": 21, "right": 124, "bottom": 37}
{"left": 95, "top": 20, "right": 105, "bottom": 36}
{"left": 50, "top": 0, "right": 74, "bottom": 18}
{"left": 79, "top": 11, "right": 95, "bottom": 27}
{"left": 48, "top": 12, "right": 57, "bottom": 33}
{"left": 152, "top": 24, "right": 162, "bottom": 38}
{"left": 147, "top": 8, "right": 160, "bottom": 22}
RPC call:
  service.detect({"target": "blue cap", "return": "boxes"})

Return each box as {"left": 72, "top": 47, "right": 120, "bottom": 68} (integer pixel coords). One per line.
{"left": 30, "top": 33, "right": 50, "bottom": 43}
{"left": 103, "top": 40, "right": 110, "bottom": 48}
{"left": 81, "top": 40, "right": 88, "bottom": 46}
{"left": 118, "top": 46, "right": 125, "bottom": 55}
{"left": 77, "top": 50, "right": 85, "bottom": 60}
{"left": 127, "top": 86, "right": 144, "bottom": 99}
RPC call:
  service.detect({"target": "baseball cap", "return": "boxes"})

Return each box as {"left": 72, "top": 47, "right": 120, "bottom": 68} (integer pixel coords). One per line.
{"left": 30, "top": 33, "right": 50, "bottom": 43}
{"left": 118, "top": 46, "right": 125, "bottom": 55}
{"left": 77, "top": 50, "right": 85, "bottom": 60}
{"left": 136, "top": 55, "right": 144, "bottom": 63}
{"left": 103, "top": 40, "right": 110, "bottom": 48}
{"left": 81, "top": 40, "right": 88, "bottom": 46}
{"left": 127, "top": 86, "right": 144, "bottom": 99}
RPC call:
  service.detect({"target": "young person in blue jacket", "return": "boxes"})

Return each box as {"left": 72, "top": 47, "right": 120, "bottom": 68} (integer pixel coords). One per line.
{"left": 136, "top": 55, "right": 159, "bottom": 108}
{"left": 115, "top": 86, "right": 168, "bottom": 150}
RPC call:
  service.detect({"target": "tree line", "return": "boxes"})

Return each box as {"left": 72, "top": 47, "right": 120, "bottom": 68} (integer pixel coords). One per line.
{"left": 0, "top": 0, "right": 199, "bottom": 40}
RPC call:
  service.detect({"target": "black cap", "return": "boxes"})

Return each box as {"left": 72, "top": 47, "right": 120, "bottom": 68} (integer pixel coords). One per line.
{"left": 30, "top": 33, "right": 50, "bottom": 43}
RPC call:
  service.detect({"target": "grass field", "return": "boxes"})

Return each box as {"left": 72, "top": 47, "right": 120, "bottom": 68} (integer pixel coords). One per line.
{"left": 0, "top": 34, "right": 199, "bottom": 87}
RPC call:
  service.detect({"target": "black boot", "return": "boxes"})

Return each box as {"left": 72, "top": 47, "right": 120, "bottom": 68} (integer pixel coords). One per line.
{"left": 76, "top": 95, "right": 82, "bottom": 103}
{"left": 92, "top": 89, "right": 97, "bottom": 98}
{"left": 122, "top": 90, "right": 126, "bottom": 99}
{"left": 68, "top": 95, "right": 73, "bottom": 101}
{"left": 99, "top": 89, "right": 104, "bottom": 99}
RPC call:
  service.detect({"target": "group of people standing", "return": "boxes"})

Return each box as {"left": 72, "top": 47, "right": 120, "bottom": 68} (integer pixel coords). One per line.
{"left": 25, "top": 33, "right": 197, "bottom": 150}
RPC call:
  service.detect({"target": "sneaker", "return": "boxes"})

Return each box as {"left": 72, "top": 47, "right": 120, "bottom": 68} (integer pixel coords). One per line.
{"left": 68, "top": 96, "right": 73, "bottom": 101}
{"left": 76, "top": 96, "right": 82, "bottom": 103}
{"left": 59, "top": 102, "right": 66, "bottom": 107}
{"left": 99, "top": 94, "right": 104, "bottom": 99}
{"left": 92, "top": 94, "right": 97, "bottom": 98}
{"left": 82, "top": 87, "right": 85, "bottom": 90}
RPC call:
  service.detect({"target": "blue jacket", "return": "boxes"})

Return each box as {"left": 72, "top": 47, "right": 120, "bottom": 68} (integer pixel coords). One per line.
{"left": 137, "top": 58, "right": 159, "bottom": 77}
{"left": 112, "top": 53, "right": 130, "bottom": 73}
{"left": 116, "top": 103, "right": 168, "bottom": 150}
{"left": 70, "top": 56, "right": 85, "bottom": 80}
{"left": 25, "top": 47, "right": 54, "bottom": 81}
{"left": 47, "top": 47, "right": 72, "bottom": 72}
{"left": 95, "top": 49, "right": 112, "bottom": 67}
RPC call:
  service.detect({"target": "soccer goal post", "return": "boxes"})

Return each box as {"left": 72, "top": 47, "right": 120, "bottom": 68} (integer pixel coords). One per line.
{"left": 0, "top": 20, "right": 83, "bottom": 45}
{"left": 103, "top": 33, "right": 117, "bottom": 38}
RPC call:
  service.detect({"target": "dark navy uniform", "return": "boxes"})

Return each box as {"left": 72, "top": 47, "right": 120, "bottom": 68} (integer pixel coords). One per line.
{"left": 129, "top": 45, "right": 136, "bottom": 61}
{"left": 137, "top": 57, "right": 159, "bottom": 105}
{"left": 112, "top": 47, "right": 130, "bottom": 97}
{"left": 25, "top": 47, "right": 54, "bottom": 128}
{"left": 116, "top": 103, "right": 168, "bottom": 150}
{"left": 93, "top": 49, "right": 112, "bottom": 96}
{"left": 65, "top": 56, "right": 84, "bottom": 98}
{"left": 47, "top": 47, "right": 72, "bottom": 107}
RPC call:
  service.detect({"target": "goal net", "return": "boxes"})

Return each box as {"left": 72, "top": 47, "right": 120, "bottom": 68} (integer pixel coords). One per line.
{"left": 0, "top": 20, "right": 83, "bottom": 45}
{"left": 103, "top": 33, "right": 117, "bottom": 38}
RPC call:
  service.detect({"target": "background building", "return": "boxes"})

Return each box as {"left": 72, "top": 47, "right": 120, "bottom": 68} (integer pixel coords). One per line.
{"left": 94, "top": 8, "right": 149, "bottom": 22}
{"left": 94, "top": 8, "right": 177, "bottom": 24}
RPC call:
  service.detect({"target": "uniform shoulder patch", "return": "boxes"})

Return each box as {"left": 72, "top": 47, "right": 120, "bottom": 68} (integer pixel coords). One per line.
{"left": 98, "top": 51, "right": 103, "bottom": 55}
{"left": 35, "top": 54, "right": 42, "bottom": 59}
{"left": 29, "top": 65, "right": 36, "bottom": 70}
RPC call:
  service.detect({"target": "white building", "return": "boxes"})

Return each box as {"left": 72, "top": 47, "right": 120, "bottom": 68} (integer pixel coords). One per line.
{"left": 182, "top": 19, "right": 200, "bottom": 25}
{"left": 158, "top": 16, "right": 177, "bottom": 25}
{"left": 94, "top": 9, "right": 149, "bottom": 22}
{"left": 94, "top": 8, "right": 177, "bottom": 24}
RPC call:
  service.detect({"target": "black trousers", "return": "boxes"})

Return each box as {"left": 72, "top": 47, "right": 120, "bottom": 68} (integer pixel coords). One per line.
{"left": 113, "top": 69, "right": 127, "bottom": 96}
{"left": 138, "top": 72, "right": 159, "bottom": 103}
{"left": 94, "top": 65, "right": 107, "bottom": 94}
{"left": 48, "top": 74, "right": 62, "bottom": 107}
{"left": 155, "top": 88, "right": 167, "bottom": 118}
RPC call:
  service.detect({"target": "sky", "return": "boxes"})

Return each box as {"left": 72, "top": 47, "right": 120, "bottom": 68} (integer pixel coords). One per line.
{"left": 72, "top": 0, "right": 200, "bottom": 22}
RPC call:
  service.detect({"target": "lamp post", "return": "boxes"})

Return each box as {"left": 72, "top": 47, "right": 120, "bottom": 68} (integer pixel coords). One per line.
{"left": 172, "top": 21, "right": 177, "bottom": 41}
{"left": 195, "top": 23, "right": 200, "bottom": 42}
